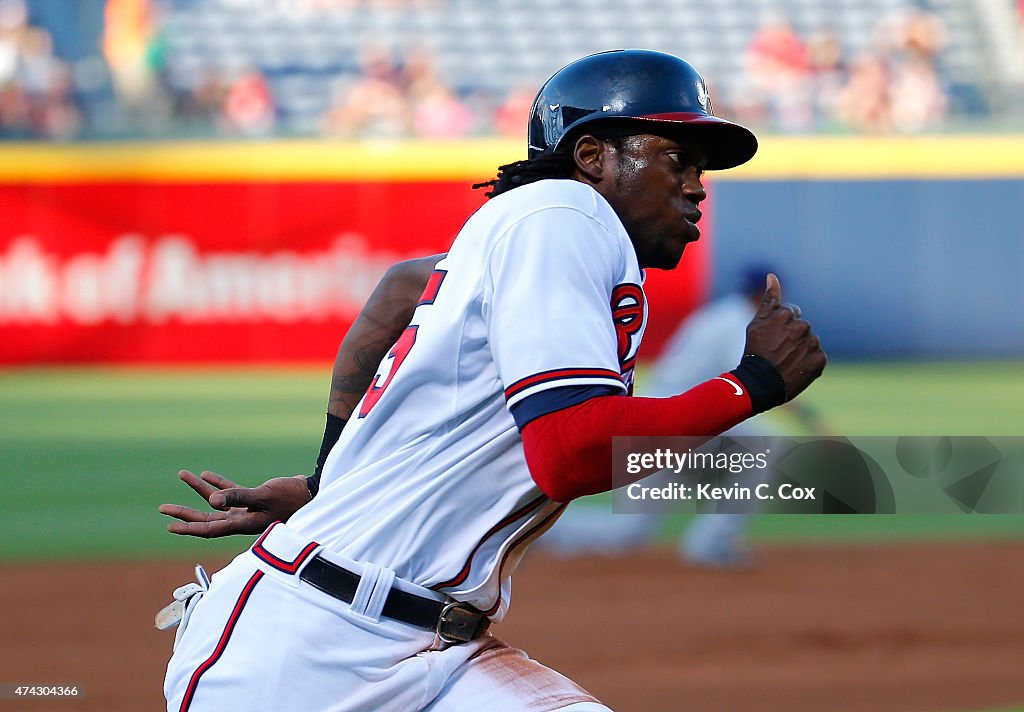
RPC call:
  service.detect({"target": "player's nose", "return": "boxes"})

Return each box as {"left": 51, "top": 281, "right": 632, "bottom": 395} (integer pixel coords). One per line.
{"left": 683, "top": 168, "right": 707, "bottom": 205}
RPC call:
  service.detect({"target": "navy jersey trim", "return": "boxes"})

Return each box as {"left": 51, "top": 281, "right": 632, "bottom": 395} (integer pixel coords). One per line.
{"left": 510, "top": 384, "right": 622, "bottom": 429}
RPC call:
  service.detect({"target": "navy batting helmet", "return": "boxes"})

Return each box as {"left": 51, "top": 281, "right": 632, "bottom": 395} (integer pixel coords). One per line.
{"left": 527, "top": 49, "right": 757, "bottom": 170}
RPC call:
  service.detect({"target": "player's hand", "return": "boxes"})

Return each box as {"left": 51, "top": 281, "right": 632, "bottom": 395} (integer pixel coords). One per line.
{"left": 743, "top": 273, "right": 827, "bottom": 401}
{"left": 159, "top": 470, "right": 311, "bottom": 538}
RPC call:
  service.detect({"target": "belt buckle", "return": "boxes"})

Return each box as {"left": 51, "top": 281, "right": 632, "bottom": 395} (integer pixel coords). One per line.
{"left": 436, "top": 600, "right": 487, "bottom": 644}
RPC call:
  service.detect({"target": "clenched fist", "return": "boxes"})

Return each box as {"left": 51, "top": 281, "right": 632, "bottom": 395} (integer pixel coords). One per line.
{"left": 743, "top": 273, "right": 826, "bottom": 401}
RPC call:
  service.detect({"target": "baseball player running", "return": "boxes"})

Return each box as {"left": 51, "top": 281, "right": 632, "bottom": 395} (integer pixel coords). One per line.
{"left": 160, "top": 49, "right": 826, "bottom": 712}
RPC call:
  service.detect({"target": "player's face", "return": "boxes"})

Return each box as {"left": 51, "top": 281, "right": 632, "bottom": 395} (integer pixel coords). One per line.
{"left": 599, "top": 134, "right": 708, "bottom": 270}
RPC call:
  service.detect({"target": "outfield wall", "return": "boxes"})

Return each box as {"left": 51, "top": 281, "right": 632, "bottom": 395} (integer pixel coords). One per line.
{"left": 0, "top": 136, "right": 1021, "bottom": 364}
{"left": 712, "top": 136, "right": 1024, "bottom": 359}
{"left": 0, "top": 140, "right": 711, "bottom": 364}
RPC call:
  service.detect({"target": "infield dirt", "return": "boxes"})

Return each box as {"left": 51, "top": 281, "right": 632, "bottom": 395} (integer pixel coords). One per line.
{"left": 2, "top": 540, "right": 1022, "bottom": 712}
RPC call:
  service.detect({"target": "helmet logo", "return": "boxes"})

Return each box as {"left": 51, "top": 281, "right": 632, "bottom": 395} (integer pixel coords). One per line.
{"left": 696, "top": 81, "right": 710, "bottom": 112}
{"left": 543, "top": 103, "right": 562, "bottom": 150}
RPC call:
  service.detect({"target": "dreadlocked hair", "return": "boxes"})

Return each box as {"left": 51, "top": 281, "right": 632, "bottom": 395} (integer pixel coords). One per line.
{"left": 472, "top": 151, "right": 576, "bottom": 199}
{"left": 473, "top": 129, "right": 634, "bottom": 199}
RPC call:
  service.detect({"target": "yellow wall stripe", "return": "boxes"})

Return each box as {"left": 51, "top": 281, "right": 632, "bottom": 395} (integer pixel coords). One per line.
{"left": 0, "top": 135, "right": 1021, "bottom": 182}
{"left": 719, "top": 135, "right": 1024, "bottom": 180}
{"left": 0, "top": 140, "right": 524, "bottom": 183}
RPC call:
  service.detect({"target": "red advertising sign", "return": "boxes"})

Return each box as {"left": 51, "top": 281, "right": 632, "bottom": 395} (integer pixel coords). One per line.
{"left": 0, "top": 176, "right": 708, "bottom": 364}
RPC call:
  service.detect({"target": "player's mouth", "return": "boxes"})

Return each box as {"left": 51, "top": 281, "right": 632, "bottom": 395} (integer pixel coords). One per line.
{"left": 683, "top": 210, "right": 702, "bottom": 241}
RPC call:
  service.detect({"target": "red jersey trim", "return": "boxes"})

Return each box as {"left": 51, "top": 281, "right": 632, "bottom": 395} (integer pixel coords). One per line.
{"left": 481, "top": 503, "right": 568, "bottom": 616}
{"left": 251, "top": 522, "right": 320, "bottom": 575}
{"left": 430, "top": 494, "right": 547, "bottom": 591}
{"left": 504, "top": 368, "right": 623, "bottom": 401}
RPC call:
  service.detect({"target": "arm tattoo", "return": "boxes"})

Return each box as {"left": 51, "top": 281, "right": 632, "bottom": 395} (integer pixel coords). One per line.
{"left": 327, "top": 338, "right": 396, "bottom": 418}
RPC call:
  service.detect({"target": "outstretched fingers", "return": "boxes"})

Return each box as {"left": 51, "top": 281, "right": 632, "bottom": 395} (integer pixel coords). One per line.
{"left": 167, "top": 518, "right": 236, "bottom": 539}
{"left": 177, "top": 470, "right": 220, "bottom": 500}
{"left": 199, "top": 470, "right": 241, "bottom": 491}
{"left": 158, "top": 503, "right": 223, "bottom": 522}
{"left": 158, "top": 504, "right": 233, "bottom": 538}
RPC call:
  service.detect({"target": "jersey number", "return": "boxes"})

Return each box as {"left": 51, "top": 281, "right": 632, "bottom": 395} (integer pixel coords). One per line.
{"left": 357, "top": 269, "right": 447, "bottom": 418}
{"left": 358, "top": 326, "right": 417, "bottom": 418}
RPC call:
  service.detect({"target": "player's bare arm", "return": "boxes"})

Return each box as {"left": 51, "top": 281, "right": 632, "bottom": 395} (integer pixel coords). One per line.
{"left": 327, "top": 254, "right": 448, "bottom": 419}
{"left": 159, "top": 253, "right": 446, "bottom": 538}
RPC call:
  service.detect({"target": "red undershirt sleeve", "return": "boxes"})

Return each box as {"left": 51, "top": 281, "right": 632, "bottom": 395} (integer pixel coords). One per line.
{"left": 521, "top": 373, "right": 755, "bottom": 503}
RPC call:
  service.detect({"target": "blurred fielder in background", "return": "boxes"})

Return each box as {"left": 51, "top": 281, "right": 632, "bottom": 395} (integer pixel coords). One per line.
{"left": 645, "top": 264, "right": 830, "bottom": 569}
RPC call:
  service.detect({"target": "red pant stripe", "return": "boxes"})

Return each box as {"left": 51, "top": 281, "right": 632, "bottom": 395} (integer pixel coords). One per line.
{"left": 178, "top": 570, "right": 264, "bottom": 712}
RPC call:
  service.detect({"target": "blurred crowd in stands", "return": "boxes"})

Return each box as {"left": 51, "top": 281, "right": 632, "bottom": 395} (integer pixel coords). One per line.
{"left": 317, "top": 43, "right": 526, "bottom": 139}
{"left": 0, "top": 0, "right": 81, "bottom": 138}
{"left": 0, "top": 0, "right": 1012, "bottom": 140}
{"left": 167, "top": 41, "right": 534, "bottom": 139}
{"left": 728, "top": 6, "right": 949, "bottom": 133}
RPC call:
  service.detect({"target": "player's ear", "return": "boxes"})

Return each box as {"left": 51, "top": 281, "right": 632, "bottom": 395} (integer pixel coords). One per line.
{"left": 571, "top": 134, "right": 608, "bottom": 184}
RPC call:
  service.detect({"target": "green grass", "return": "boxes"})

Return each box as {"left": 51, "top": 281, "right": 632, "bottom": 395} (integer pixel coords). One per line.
{"left": 0, "top": 367, "right": 329, "bottom": 562}
{"left": 741, "top": 359, "right": 1024, "bottom": 546}
{"left": 789, "top": 360, "right": 1024, "bottom": 437}
{"left": 1, "top": 361, "right": 1023, "bottom": 563}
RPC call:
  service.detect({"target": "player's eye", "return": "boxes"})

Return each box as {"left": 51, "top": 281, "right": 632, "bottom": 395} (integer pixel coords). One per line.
{"left": 668, "top": 153, "right": 704, "bottom": 178}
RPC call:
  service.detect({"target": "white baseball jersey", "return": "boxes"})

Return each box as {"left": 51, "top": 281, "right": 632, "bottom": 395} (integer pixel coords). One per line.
{"left": 288, "top": 178, "right": 647, "bottom": 620}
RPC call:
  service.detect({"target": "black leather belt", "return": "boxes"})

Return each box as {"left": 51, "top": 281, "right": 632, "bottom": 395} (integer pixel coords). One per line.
{"left": 299, "top": 555, "right": 490, "bottom": 643}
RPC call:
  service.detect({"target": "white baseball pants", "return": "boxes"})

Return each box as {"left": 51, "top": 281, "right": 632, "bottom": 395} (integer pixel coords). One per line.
{"left": 164, "top": 523, "right": 610, "bottom": 712}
